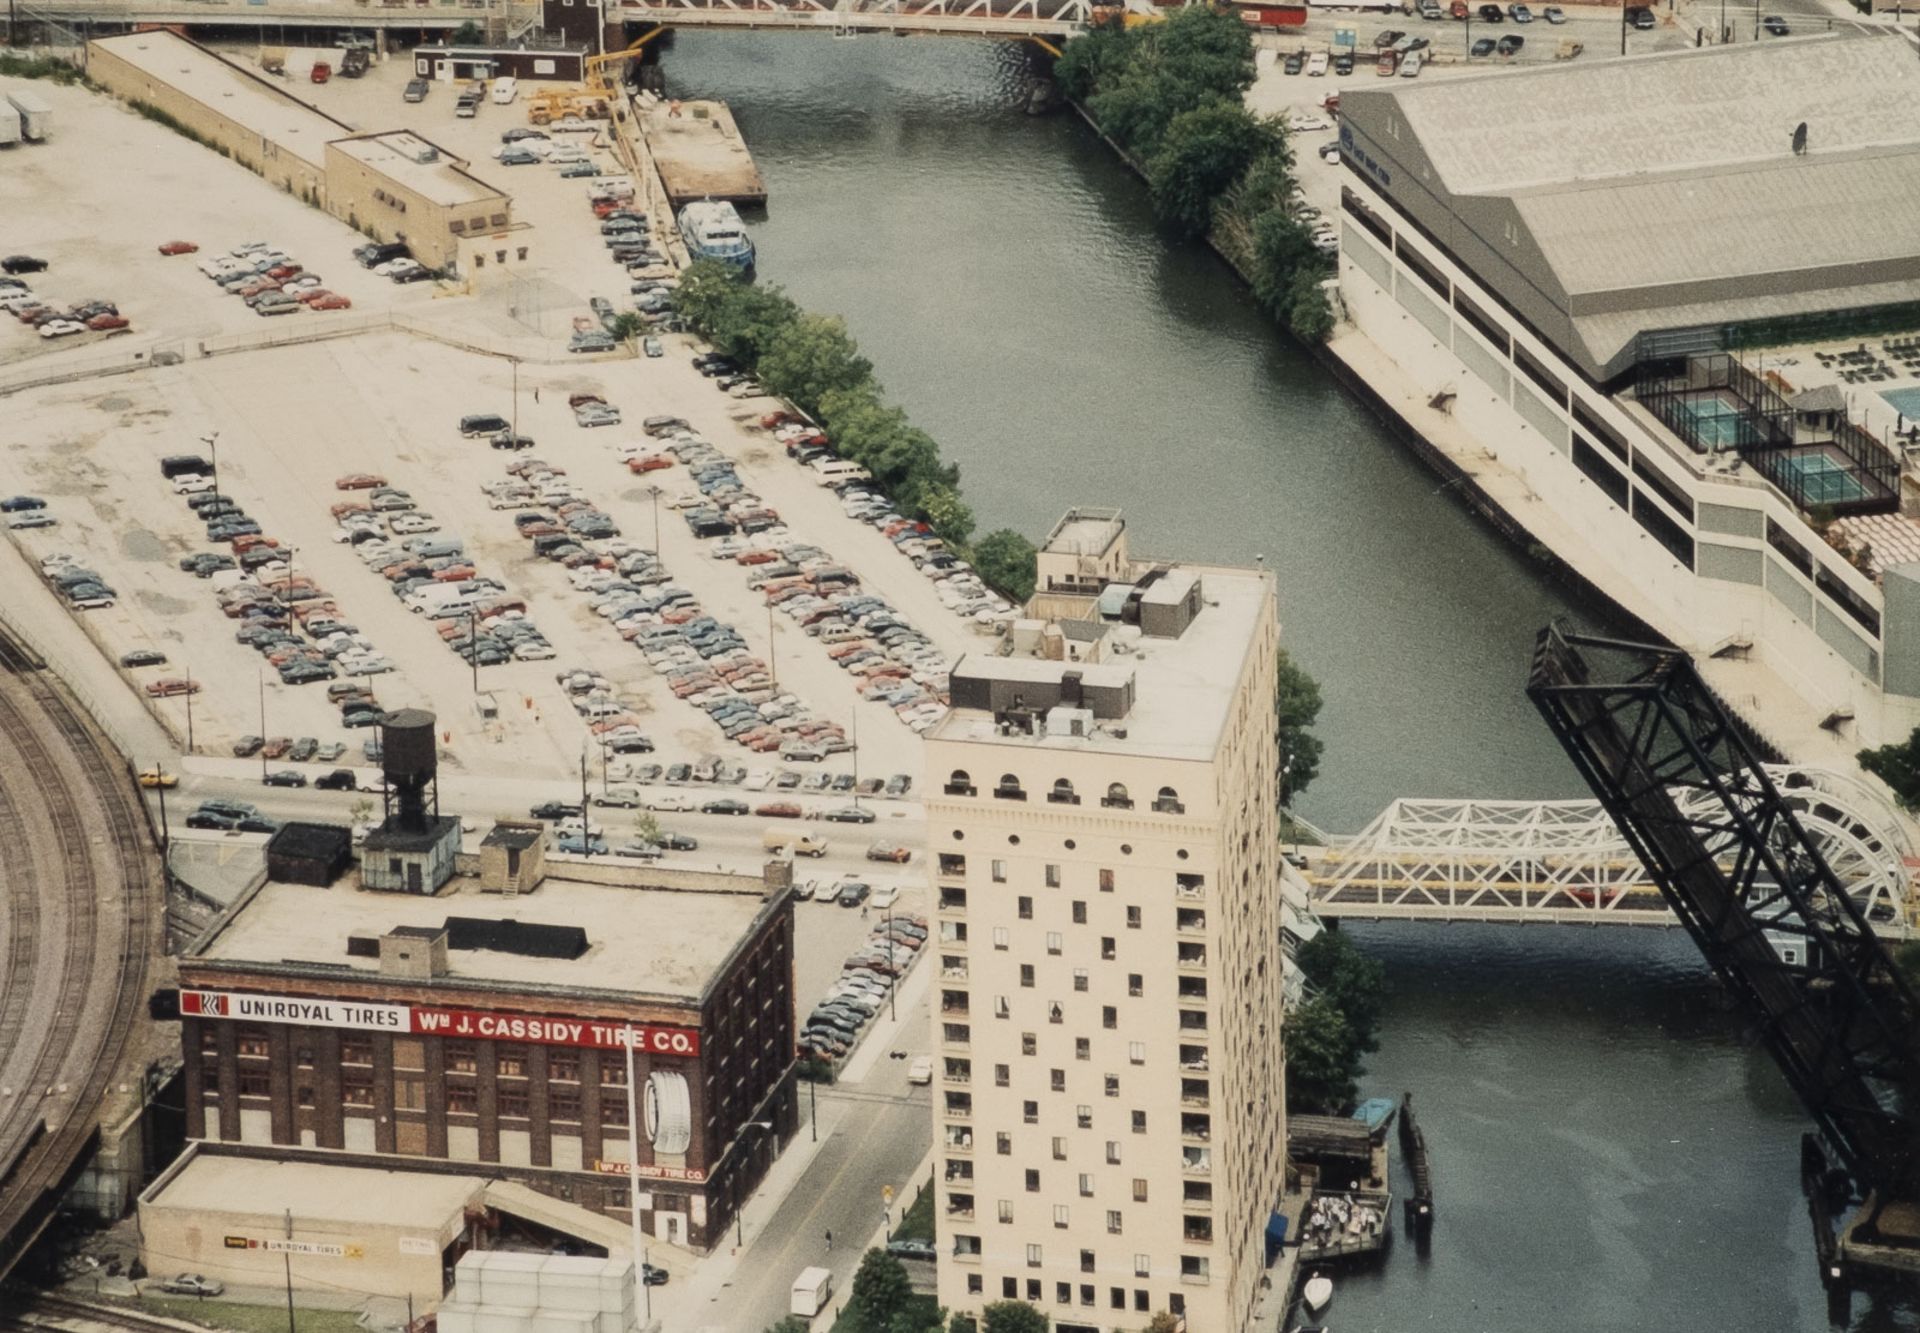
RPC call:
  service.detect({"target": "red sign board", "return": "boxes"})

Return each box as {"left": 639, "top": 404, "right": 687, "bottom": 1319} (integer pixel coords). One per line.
{"left": 181, "top": 989, "right": 700, "bottom": 1056}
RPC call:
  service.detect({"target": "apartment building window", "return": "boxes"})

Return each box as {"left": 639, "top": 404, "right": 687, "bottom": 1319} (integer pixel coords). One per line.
{"left": 1046, "top": 932, "right": 1063, "bottom": 955}
{"left": 238, "top": 1069, "right": 270, "bottom": 1098}
{"left": 993, "top": 927, "right": 1010, "bottom": 950}
{"left": 1112, "top": 1288, "right": 1127, "bottom": 1311}
{"left": 995, "top": 1064, "right": 1010, "bottom": 1087}
{"left": 603, "top": 1097, "right": 629, "bottom": 1128}
{"left": 341, "top": 1036, "right": 373, "bottom": 1065}
{"left": 550, "top": 1086, "right": 582, "bottom": 1123}
{"left": 1022, "top": 1033, "right": 1037, "bottom": 1056}
{"left": 498, "top": 1085, "right": 530, "bottom": 1119}
{"left": 1101, "top": 937, "right": 1116, "bottom": 960}
{"left": 996, "top": 774, "right": 1028, "bottom": 801}
{"left": 997, "top": 1132, "right": 1013, "bottom": 1155}
{"left": 1026, "top": 1169, "right": 1042, "bottom": 1192}
{"left": 1077, "top": 1249, "right": 1096, "bottom": 1275}
{"left": 549, "top": 1050, "right": 580, "bottom": 1082}
{"left": 1131, "top": 1110, "right": 1148, "bottom": 1134}
{"left": 1053, "top": 1137, "right": 1068, "bottom": 1160}
{"left": 1048, "top": 778, "right": 1080, "bottom": 805}
{"left": 1109, "top": 1211, "right": 1124, "bottom": 1234}
{"left": 1072, "top": 901, "right": 1087, "bottom": 924}
{"left": 1105, "top": 1075, "right": 1120, "bottom": 1098}
{"left": 1076, "top": 1038, "right": 1090, "bottom": 1061}
{"left": 1018, "top": 896, "right": 1033, "bottom": 920}
{"left": 1102, "top": 783, "right": 1132, "bottom": 810}
{"left": 342, "top": 1069, "right": 374, "bottom": 1107}
{"left": 1051, "top": 1069, "right": 1066, "bottom": 1092}
{"left": 237, "top": 1031, "right": 271, "bottom": 1059}
{"left": 1099, "top": 868, "right": 1115, "bottom": 892}
{"left": 1080, "top": 1285, "right": 1095, "bottom": 1306}
{"left": 1026, "top": 1245, "right": 1043, "bottom": 1269}
{"left": 1106, "top": 1141, "right": 1121, "bottom": 1165}
{"left": 1024, "top": 1101, "right": 1039, "bottom": 1125}
{"left": 996, "top": 997, "right": 1011, "bottom": 1020}
{"left": 1054, "top": 1205, "right": 1070, "bottom": 1229}
{"left": 1103, "top": 1006, "right": 1118, "bottom": 1030}
{"left": 1128, "top": 974, "right": 1144, "bottom": 997}
{"left": 999, "top": 1201, "right": 1014, "bottom": 1223}
{"left": 1049, "top": 1002, "right": 1065, "bottom": 1024}
{"left": 939, "top": 853, "right": 967, "bottom": 877}
{"left": 1133, "top": 1253, "right": 1151, "bottom": 1278}
{"left": 992, "top": 860, "right": 1007, "bottom": 883}
{"left": 1045, "top": 864, "right": 1061, "bottom": 887}
{"left": 1133, "top": 1180, "right": 1149, "bottom": 1202}
{"left": 944, "top": 1023, "right": 971, "bottom": 1045}
{"left": 1073, "top": 968, "right": 1089, "bottom": 992}
{"left": 1080, "top": 1174, "right": 1095, "bottom": 1197}
{"left": 946, "top": 769, "right": 977, "bottom": 796}
{"left": 1077, "top": 1105, "right": 1093, "bottom": 1128}
{"left": 446, "top": 1042, "right": 478, "bottom": 1074}
{"left": 1055, "top": 1283, "right": 1071, "bottom": 1304}
{"left": 1020, "top": 964, "right": 1035, "bottom": 988}
{"left": 1002, "top": 1278, "right": 1017, "bottom": 1299}
{"left": 1180, "top": 1256, "right": 1210, "bottom": 1281}
{"left": 1125, "top": 906, "right": 1142, "bottom": 929}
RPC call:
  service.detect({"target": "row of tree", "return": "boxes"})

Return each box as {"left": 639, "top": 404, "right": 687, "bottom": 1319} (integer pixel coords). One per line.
{"left": 1285, "top": 929, "right": 1387, "bottom": 1114}
{"left": 761, "top": 1250, "right": 1187, "bottom": 1333}
{"left": 1056, "top": 6, "right": 1335, "bottom": 344}
{"left": 673, "top": 262, "right": 1039, "bottom": 603}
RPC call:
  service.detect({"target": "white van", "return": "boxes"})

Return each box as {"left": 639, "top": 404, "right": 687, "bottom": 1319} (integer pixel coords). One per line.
{"left": 1399, "top": 50, "right": 1425, "bottom": 77}
{"left": 811, "top": 459, "right": 872, "bottom": 486}
{"left": 491, "top": 76, "right": 518, "bottom": 105}
{"left": 764, "top": 828, "right": 829, "bottom": 858}
{"left": 425, "top": 595, "right": 482, "bottom": 620}
{"left": 791, "top": 1267, "right": 832, "bottom": 1318}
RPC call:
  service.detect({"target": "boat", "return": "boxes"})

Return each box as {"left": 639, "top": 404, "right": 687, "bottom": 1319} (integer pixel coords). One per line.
{"left": 1351, "top": 1097, "right": 1397, "bottom": 1136}
{"left": 677, "top": 199, "right": 755, "bottom": 271}
{"left": 1301, "top": 1274, "right": 1334, "bottom": 1314}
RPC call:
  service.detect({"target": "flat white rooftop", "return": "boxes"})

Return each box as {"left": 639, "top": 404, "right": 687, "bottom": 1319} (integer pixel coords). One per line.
{"left": 91, "top": 31, "right": 350, "bottom": 171}
{"left": 933, "top": 564, "right": 1271, "bottom": 763}
{"left": 331, "top": 132, "right": 503, "bottom": 210}
{"left": 196, "top": 876, "right": 770, "bottom": 1000}
{"left": 148, "top": 1151, "right": 482, "bottom": 1229}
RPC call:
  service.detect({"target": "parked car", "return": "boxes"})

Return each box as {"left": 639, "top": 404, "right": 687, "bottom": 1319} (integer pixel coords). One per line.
{"left": 867, "top": 842, "right": 912, "bottom": 864}
{"left": 404, "top": 77, "right": 431, "bottom": 101}
{"left": 157, "top": 1274, "right": 226, "bottom": 1298}
{"left": 1762, "top": 13, "right": 1788, "bottom": 33}
{"left": 120, "top": 649, "right": 168, "bottom": 668}
{"left": 158, "top": 240, "right": 200, "bottom": 256}
{"left": 263, "top": 770, "right": 308, "bottom": 788}
{"left": 1, "top": 256, "right": 48, "bottom": 275}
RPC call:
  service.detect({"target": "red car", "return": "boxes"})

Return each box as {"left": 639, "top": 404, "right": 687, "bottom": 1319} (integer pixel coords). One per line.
{"left": 310, "top": 293, "right": 352, "bottom": 311}
{"left": 737, "top": 549, "right": 780, "bottom": 566}
{"left": 157, "top": 240, "right": 200, "bottom": 256}
{"left": 334, "top": 473, "right": 386, "bottom": 490}
{"left": 756, "top": 802, "right": 803, "bottom": 819}
{"left": 295, "top": 287, "right": 333, "bottom": 305}
{"left": 626, "top": 454, "right": 673, "bottom": 473}
{"left": 86, "top": 314, "right": 130, "bottom": 332}
{"left": 760, "top": 411, "right": 800, "bottom": 430}
{"left": 266, "top": 264, "right": 304, "bottom": 280}
{"left": 144, "top": 678, "right": 201, "bottom": 698}
{"left": 236, "top": 277, "right": 281, "bottom": 298}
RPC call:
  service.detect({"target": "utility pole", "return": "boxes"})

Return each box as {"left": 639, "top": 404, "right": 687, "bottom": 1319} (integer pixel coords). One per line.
{"left": 202, "top": 431, "right": 220, "bottom": 496}
{"left": 155, "top": 768, "right": 171, "bottom": 853}
{"left": 647, "top": 483, "right": 661, "bottom": 554}
{"left": 580, "top": 747, "right": 592, "bottom": 852}
{"left": 622, "top": 1025, "right": 650, "bottom": 1327}
{"left": 511, "top": 358, "right": 520, "bottom": 442}
{"left": 469, "top": 614, "right": 479, "bottom": 694}
{"left": 184, "top": 667, "right": 195, "bottom": 753}
{"left": 850, "top": 707, "right": 860, "bottom": 809}
{"left": 1619, "top": 1, "right": 1627, "bottom": 54}
{"left": 259, "top": 670, "right": 268, "bottom": 781}
{"left": 767, "top": 602, "right": 777, "bottom": 690}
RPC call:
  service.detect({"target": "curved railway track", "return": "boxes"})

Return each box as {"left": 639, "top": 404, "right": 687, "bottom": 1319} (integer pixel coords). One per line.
{"left": 0, "top": 1289, "right": 197, "bottom": 1332}
{"left": 0, "top": 626, "right": 159, "bottom": 1279}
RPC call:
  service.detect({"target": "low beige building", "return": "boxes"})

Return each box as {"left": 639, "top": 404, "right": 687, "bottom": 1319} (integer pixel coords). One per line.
{"left": 326, "top": 131, "right": 517, "bottom": 275}
{"left": 88, "top": 32, "right": 524, "bottom": 279}
{"left": 139, "top": 1145, "right": 484, "bottom": 1304}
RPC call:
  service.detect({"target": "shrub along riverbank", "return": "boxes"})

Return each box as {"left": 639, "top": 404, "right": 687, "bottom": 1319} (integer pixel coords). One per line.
{"left": 1056, "top": 5, "right": 1335, "bottom": 343}
{"left": 674, "top": 262, "right": 1040, "bottom": 601}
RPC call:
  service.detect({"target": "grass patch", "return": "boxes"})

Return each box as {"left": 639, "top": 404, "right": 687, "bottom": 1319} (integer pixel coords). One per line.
{"left": 895, "top": 1182, "right": 935, "bottom": 1245}
{"left": 0, "top": 52, "right": 87, "bottom": 84}
{"left": 133, "top": 1294, "right": 369, "bottom": 1333}
{"left": 829, "top": 1292, "right": 942, "bottom": 1333}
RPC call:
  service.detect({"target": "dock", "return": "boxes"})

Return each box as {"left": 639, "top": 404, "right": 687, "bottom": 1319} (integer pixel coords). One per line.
{"left": 636, "top": 96, "right": 768, "bottom": 207}
{"left": 1287, "top": 1114, "right": 1393, "bottom": 1263}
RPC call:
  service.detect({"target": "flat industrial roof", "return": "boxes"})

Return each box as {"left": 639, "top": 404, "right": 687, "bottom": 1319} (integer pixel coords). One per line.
{"left": 933, "top": 564, "right": 1270, "bottom": 763}
{"left": 330, "top": 132, "right": 504, "bottom": 210}
{"left": 148, "top": 1152, "right": 482, "bottom": 1229}
{"left": 91, "top": 31, "right": 351, "bottom": 171}
{"left": 195, "top": 875, "right": 771, "bottom": 1000}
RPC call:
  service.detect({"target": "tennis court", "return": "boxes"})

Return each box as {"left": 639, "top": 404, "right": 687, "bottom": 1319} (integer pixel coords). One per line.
{"left": 1775, "top": 452, "right": 1871, "bottom": 506}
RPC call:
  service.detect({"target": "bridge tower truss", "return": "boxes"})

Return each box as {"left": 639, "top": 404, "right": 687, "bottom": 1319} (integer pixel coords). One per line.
{"left": 1527, "top": 626, "right": 1920, "bottom": 1209}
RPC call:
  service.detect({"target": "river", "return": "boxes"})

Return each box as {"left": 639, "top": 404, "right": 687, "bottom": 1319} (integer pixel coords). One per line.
{"left": 660, "top": 33, "right": 1913, "bottom": 1330}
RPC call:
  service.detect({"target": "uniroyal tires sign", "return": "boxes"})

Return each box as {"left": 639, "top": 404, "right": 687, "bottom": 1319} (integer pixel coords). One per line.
{"left": 180, "top": 989, "right": 700, "bottom": 1056}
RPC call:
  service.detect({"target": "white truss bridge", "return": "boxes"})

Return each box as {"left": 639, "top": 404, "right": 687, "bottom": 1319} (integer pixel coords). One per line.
{"left": 1304, "top": 765, "right": 1918, "bottom": 936}
{"left": 607, "top": 0, "right": 1090, "bottom": 40}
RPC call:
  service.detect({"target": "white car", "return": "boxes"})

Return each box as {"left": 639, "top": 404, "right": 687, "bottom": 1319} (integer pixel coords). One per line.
{"left": 870, "top": 885, "right": 901, "bottom": 910}
{"left": 906, "top": 1056, "right": 933, "bottom": 1086}
{"left": 1306, "top": 51, "right": 1330, "bottom": 76}
{"left": 374, "top": 258, "right": 422, "bottom": 277}
{"left": 388, "top": 513, "right": 439, "bottom": 534}
{"left": 646, "top": 794, "right": 696, "bottom": 812}
{"left": 172, "top": 473, "right": 215, "bottom": 495}
{"left": 39, "top": 319, "right": 85, "bottom": 339}
{"left": 512, "top": 641, "right": 556, "bottom": 661}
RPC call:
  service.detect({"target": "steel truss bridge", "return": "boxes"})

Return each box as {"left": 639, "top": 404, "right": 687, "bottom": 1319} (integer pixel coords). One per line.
{"left": 607, "top": 0, "right": 1092, "bottom": 40}
{"left": 1305, "top": 765, "right": 1917, "bottom": 934}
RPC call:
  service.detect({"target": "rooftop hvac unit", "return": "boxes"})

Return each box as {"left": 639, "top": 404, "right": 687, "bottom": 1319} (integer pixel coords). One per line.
{"left": 412, "top": 145, "right": 438, "bottom": 164}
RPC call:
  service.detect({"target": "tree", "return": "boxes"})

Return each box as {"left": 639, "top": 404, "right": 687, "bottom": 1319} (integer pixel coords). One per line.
{"left": 607, "top": 312, "right": 646, "bottom": 342}
{"left": 756, "top": 313, "right": 874, "bottom": 417}
{"left": 632, "top": 810, "right": 662, "bottom": 846}
{"left": 849, "top": 1249, "right": 914, "bottom": 1332}
{"left": 918, "top": 483, "right": 976, "bottom": 548}
{"left": 971, "top": 529, "right": 1037, "bottom": 604}
{"left": 1248, "top": 209, "right": 1316, "bottom": 318}
{"left": 1149, "top": 102, "right": 1275, "bottom": 238}
{"left": 1286, "top": 994, "right": 1359, "bottom": 1114}
{"left": 1859, "top": 727, "right": 1920, "bottom": 809}
{"left": 763, "top": 1320, "right": 810, "bottom": 1333}
{"left": 1275, "top": 648, "right": 1323, "bottom": 802}
{"left": 1146, "top": 1315, "right": 1183, "bottom": 1333}
{"left": 452, "top": 19, "right": 485, "bottom": 43}
{"left": 348, "top": 796, "right": 375, "bottom": 828}
{"left": 979, "top": 1302, "right": 1050, "bottom": 1333}
{"left": 947, "top": 1317, "right": 978, "bottom": 1333}
{"left": 1297, "top": 929, "right": 1386, "bottom": 1054}
{"left": 1285, "top": 266, "right": 1335, "bottom": 345}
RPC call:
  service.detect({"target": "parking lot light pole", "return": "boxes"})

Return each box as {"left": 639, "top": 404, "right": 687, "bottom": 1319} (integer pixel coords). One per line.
{"left": 184, "top": 666, "right": 195, "bottom": 753}
{"left": 647, "top": 484, "right": 662, "bottom": 555}
{"left": 201, "top": 431, "right": 219, "bottom": 496}
{"left": 258, "top": 670, "right": 268, "bottom": 782}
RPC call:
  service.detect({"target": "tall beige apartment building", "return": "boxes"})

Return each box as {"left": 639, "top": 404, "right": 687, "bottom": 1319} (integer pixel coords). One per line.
{"left": 927, "top": 510, "right": 1288, "bottom": 1333}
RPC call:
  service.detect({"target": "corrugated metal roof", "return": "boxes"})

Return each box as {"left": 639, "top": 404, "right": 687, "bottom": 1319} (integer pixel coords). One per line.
{"left": 1384, "top": 34, "right": 1920, "bottom": 196}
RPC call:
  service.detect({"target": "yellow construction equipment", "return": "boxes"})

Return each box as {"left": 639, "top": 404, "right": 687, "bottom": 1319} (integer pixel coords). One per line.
{"left": 582, "top": 31, "right": 663, "bottom": 96}
{"left": 526, "top": 86, "right": 612, "bottom": 126}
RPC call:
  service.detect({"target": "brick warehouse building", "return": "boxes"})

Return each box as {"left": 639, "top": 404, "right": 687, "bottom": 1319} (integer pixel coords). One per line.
{"left": 175, "top": 861, "right": 798, "bottom": 1252}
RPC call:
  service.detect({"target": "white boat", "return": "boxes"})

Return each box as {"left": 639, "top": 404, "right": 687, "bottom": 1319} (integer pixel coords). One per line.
{"left": 1301, "top": 1274, "right": 1333, "bottom": 1313}
{"left": 677, "top": 199, "right": 755, "bottom": 271}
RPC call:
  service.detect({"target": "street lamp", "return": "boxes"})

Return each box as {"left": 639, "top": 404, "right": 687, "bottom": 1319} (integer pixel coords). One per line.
{"left": 733, "top": 1120, "right": 776, "bottom": 1247}
{"left": 258, "top": 669, "right": 269, "bottom": 782}
{"left": 646, "top": 483, "right": 662, "bottom": 555}
{"left": 201, "top": 430, "right": 220, "bottom": 495}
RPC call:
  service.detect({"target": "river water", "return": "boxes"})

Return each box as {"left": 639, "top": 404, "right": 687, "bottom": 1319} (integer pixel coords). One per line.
{"left": 661, "top": 34, "right": 1914, "bottom": 1330}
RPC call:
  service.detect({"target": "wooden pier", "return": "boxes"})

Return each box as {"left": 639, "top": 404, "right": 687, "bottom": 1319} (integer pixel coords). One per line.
{"left": 636, "top": 96, "right": 768, "bottom": 207}
{"left": 1400, "top": 1090, "right": 1435, "bottom": 1238}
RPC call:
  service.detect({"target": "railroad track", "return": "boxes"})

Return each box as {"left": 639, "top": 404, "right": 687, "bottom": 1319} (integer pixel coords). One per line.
{"left": 0, "top": 624, "right": 159, "bottom": 1280}
{"left": 0, "top": 1289, "right": 197, "bottom": 1332}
